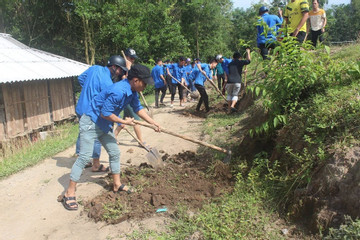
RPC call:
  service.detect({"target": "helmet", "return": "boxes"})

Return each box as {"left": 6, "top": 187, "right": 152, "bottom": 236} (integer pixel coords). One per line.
{"left": 215, "top": 54, "right": 223, "bottom": 61}
{"left": 124, "top": 48, "right": 138, "bottom": 59}
{"left": 259, "top": 6, "right": 269, "bottom": 15}
{"left": 107, "top": 55, "right": 128, "bottom": 72}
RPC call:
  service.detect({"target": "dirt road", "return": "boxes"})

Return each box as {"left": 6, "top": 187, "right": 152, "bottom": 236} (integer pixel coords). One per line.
{"left": 0, "top": 95, "right": 205, "bottom": 240}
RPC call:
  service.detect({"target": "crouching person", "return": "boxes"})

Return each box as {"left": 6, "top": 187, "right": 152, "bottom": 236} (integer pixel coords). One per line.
{"left": 61, "top": 64, "right": 161, "bottom": 211}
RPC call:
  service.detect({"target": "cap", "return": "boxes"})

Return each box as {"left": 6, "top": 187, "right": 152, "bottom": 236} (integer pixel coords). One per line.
{"left": 259, "top": 6, "right": 269, "bottom": 15}
{"left": 215, "top": 54, "right": 223, "bottom": 61}
{"left": 128, "top": 64, "right": 154, "bottom": 85}
{"left": 125, "top": 48, "right": 138, "bottom": 59}
{"left": 194, "top": 58, "right": 201, "bottom": 61}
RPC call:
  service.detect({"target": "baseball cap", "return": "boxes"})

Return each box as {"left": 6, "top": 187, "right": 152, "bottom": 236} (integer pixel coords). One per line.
{"left": 125, "top": 48, "right": 138, "bottom": 59}
{"left": 128, "top": 64, "right": 154, "bottom": 85}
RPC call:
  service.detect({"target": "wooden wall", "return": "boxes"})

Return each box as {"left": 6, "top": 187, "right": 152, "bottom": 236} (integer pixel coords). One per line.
{"left": 49, "top": 78, "right": 75, "bottom": 122}
{"left": 0, "top": 78, "right": 75, "bottom": 140}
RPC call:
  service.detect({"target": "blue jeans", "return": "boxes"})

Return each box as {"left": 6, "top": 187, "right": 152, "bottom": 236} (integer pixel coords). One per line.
{"left": 75, "top": 134, "right": 101, "bottom": 159}
{"left": 70, "top": 115, "right": 121, "bottom": 182}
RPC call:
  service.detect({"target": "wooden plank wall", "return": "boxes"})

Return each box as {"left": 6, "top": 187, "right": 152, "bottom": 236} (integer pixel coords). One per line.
{"left": 2, "top": 83, "right": 25, "bottom": 137}
{"left": 49, "top": 78, "right": 75, "bottom": 122}
{"left": 23, "top": 81, "right": 51, "bottom": 130}
{"left": 1, "top": 78, "right": 75, "bottom": 140}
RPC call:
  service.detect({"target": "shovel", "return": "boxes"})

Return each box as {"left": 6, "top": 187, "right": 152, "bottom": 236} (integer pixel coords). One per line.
{"left": 133, "top": 120, "right": 232, "bottom": 163}
{"left": 197, "top": 66, "right": 227, "bottom": 102}
{"left": 123, "top": 127, "right": 163, "bottom": 168}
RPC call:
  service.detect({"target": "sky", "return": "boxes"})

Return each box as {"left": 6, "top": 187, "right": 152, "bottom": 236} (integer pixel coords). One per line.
{"left": 232, "top": 0, "right": 351, "bottom": 10}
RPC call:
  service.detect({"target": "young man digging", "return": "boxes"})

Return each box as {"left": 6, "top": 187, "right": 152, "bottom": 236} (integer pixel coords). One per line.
{"left": 226, "top": 49, "right": 251, "bottom": 113}
{"left": 61, "top": 64, "right": 161, "bottom": 211}
{"left": 190, "top": 58, "right": 218, "bottom": 113}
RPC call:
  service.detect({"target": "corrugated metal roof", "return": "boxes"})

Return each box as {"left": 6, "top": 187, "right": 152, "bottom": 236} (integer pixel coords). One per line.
{"left": 0, "top": 33, "right": 90, "bottom": 83}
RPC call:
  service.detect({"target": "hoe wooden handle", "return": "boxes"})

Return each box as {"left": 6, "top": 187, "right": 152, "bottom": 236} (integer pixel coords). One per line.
{"left": 133, "top": 120, "right": 228, "bottom": 154}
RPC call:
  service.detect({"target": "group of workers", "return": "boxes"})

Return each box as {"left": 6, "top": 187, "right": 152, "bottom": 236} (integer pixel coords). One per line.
{"left": 257, "top": 0, "right": 327, "bottom": 59}
{"left": 60, "top": 0, "right": 327, "bottom": 211}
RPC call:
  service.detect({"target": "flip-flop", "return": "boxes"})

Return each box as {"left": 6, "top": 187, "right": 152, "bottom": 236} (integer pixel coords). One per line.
{"left": 114, "top": 184, "right": 135, "bottom": 194}
{"left": 62, "top": 196, "right": 78, "bottom": 211}
{"left": 84, "top": 162, "right": 93, "bottom": 168}
{"left": 92, "top": 164, "right": 110, "bottom": 172}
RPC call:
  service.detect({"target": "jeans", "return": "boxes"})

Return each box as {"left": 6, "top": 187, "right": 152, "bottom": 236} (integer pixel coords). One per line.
{"left": 188, "top": 78, "right": 196, "bottom": 92}
{"left": 70, "top": 115, "right": 120, "bottom": 182}
{"left": 75, "top": 134, "right": 101, "bottom": 159}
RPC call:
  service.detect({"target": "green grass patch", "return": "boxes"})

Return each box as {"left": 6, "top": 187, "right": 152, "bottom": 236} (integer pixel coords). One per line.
{"left": 157, "top": 176, "right": 284, "bottom": 240}
{"left": 0, "top": 122, "right": 78, "bottom": 179}
{"left": 331, "top": 42, "right": 360, "bottom": 62}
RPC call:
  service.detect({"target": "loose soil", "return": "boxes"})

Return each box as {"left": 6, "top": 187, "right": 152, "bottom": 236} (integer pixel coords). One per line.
{"left": 85, "top": 151, "right": 234, "bottom": 224}
{"left": 0, "top": 93, "right": 234, "bottom": 240}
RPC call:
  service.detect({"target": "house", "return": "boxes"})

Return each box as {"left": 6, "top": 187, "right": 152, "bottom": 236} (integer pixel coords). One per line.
{"left": 0, "top": 33, "right": 89, "bottom": 141}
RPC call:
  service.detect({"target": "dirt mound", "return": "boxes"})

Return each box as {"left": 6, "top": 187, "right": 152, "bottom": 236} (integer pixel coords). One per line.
{"left": 84, "top": 151, "right": 234, "bottom": 224}
{"left": 290, "top": 146, "right": 360, "bottom": 232}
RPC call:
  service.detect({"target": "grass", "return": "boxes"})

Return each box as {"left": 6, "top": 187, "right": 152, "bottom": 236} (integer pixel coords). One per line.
{"left": 331, "top": 42, "right": 360, "bottom": 62}
{"left": 0, "top": 122, "right": 78, "bottom": 179}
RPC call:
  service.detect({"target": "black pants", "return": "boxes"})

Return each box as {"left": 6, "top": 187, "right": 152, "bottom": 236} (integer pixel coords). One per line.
{"left": 155, "top": 86, "right": 167, "bottom": 106}
{"left": 195, "top": 84, "right": 209, "bottom": 112}
{"left": 171, "top": 84, "right": 183, "bottom": 101}
{"left": 217, "top": 74, "right": 225, "bottom": 94}
{"left": 166, "top": 75, "right": 172, "bottom": 92}
{"left": 310, "top": 30, "right": 324, "bottom": 47}
{"left": 290, "top": 31, "right": 306, "bottom": 43}
{"left": 258, "top": 42, "right": 277, "bottom": 60}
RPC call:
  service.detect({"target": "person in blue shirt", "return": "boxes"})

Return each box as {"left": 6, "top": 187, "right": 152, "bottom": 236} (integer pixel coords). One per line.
{"left": 61, "top": 64, "right": 161, "bottom": 211}
{"left": 190, "top": 59, "right": 218, "bottom": 112}
{"left": 164, "top": 59, "right": 172, "bottom": 93}
{"left": 75, "top": 55, "right": 127, "bottom": 172}
{"left": 114, "top": 48, "right": 148, "bottom": 147}
{"left": 216, "top": 54, "right": 232, "bottom": 87}
{"left": 151, "top": 59, "right": 167, "bottom": 107}
{"left": 257, "top": 6, "right": 283, "bottom": 60}
{"left": 166, "top": 56, "right": 187, "bottom": 107}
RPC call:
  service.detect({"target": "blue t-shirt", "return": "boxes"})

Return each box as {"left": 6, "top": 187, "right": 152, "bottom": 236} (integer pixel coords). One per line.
{"left": 184, "top": 64, "right": 194, "bottom": 85}
{"left": 86, "top": 79, "right": 143, "bottom": 133}
{"left": 257, "top": 13, "right": 283, "bottom": 46}
{"left": 76, "top": 65, "right": 113, "bottom": 117}
{"left": 221, "top": 57, "right": 232, "bottom": 75}
{"left": 151, "top": 64, "right": 165, "bottom": 89}
{"left": 190, "top": 64, "right": 212, "bottom": 86}
{"left": 167, "top": 63, "right": 186, "bottom": 85}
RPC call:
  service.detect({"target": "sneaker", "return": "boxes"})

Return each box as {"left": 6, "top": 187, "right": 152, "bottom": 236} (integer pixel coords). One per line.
{"left": 170, "top": 104, "right": 174, "bottom": 108}
{"left": 160, "top": 103, "right": 166, "bottom": 106}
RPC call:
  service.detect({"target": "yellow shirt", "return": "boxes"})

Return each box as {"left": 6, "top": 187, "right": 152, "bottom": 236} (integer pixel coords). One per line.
{"left": 284, "top": 0, "right": 310, "bottom": 33}
{"left": 309, "top": 9, "right": 326, "bottom": 31}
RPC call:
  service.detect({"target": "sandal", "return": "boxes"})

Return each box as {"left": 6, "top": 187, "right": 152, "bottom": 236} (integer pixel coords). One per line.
{"left": 92, "top": 164, "right": 110, "bottom": 172}
{"left": 114, "top": 184, "right": 135, "bottom": 194}
{"left": 62, "top": 195, "right": 78, "bottom": 211}
{"left": 84, "top": 162, "right": 93, "bottom": 168}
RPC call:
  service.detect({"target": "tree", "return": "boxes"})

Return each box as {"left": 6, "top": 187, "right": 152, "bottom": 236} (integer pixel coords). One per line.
{"left": 179, "top": 0, "right": 233, "bottom": 60}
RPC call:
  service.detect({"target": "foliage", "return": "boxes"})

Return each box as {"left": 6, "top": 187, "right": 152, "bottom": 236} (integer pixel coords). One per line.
{"left": 324, "top": 216, "right": 360, "bottom": 240}
{"left": 249, "top": 37, "right": 348, "bottom": 136}
{"left": 179, "top": 0, "right": 233, "bottom": 60}
{"left": 0, "top": 122, "right": 78, "bottom": 179}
